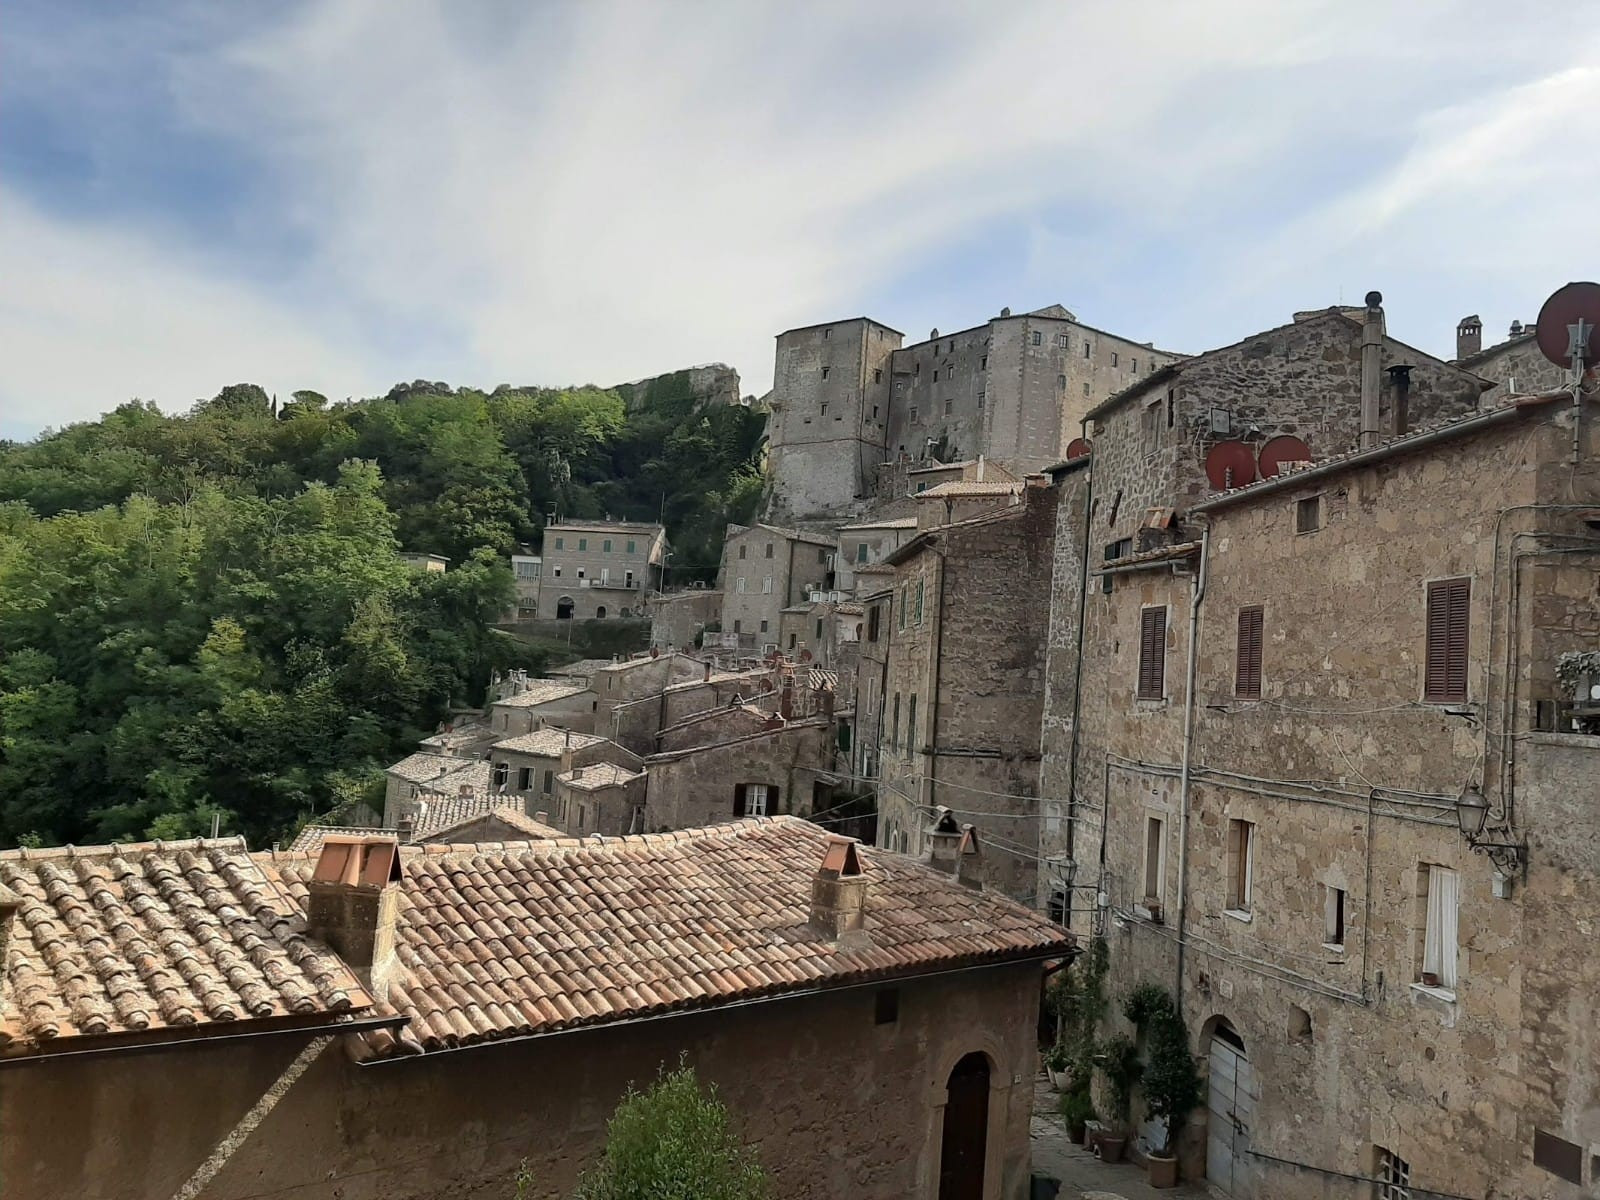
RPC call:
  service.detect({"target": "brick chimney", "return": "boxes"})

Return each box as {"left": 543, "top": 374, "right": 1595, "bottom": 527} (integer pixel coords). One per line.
{"left": 926, "top": 807, "right": 962, "bottom": 873}
{"left": 809, "top": 834, "right": 869, "bottom": 945}
{"left": 306, "top": 836, "right": 403, "bottom": 993}
{"left": 1456, "top": 314, "right": 1483, "bottom": 359}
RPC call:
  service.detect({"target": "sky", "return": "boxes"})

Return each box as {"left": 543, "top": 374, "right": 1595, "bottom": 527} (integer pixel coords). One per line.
{"left": 3, "top": 0, "right": 1594, "bottom": 441}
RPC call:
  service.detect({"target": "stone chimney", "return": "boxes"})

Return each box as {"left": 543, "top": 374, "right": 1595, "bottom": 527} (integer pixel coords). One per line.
{"left": 956, "top": 824, "right": 983, "bottom": 890}
{"left": 534, "top": 810, "right": 549, "bottom": 824}
{"left": 1456, "top": 314, "right": 1483, "bottom": 359}
{"left": 809, "top": 834, "right": 869, "bottom": 945}
{"left": 926, "top": 807, "right": 962, "bottom": 873}
{"left": 1359, "top": 291, "right": 1386, "bottom": 450}
{"left": 396, "top": 811, "right": 416, "bottom": 842}
{"left": 572, "top": 766, "right": 585, "bottom": 781}
{"left": 306, "top": 836, "right": 403, "bottom": 993}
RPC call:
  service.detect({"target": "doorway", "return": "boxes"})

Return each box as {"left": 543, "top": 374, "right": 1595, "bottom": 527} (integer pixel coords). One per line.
{"left": 556, "top": 596, "right": 574, "bottom": 620}
{"left": 1205, "top": 1021, "right": 1256, "bottom": 1197}
{"left": 595, "top": 605, "right": 607, "bottom": 619}
{"left": 938, "top": 1051, "right": 990, "bottom": 1200}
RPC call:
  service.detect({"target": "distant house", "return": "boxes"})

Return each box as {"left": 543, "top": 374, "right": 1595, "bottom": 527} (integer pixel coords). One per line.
{"left": 539, "top": 520, "right": 668, "bottom": 621}
{"left": 0, "top": 822, "right": 1072, "bottom": 1200}
{"left": 508, "top": 551, "right": 541, "bottom": 619}
{"left": 399, "top": 552, "right": 449, "bottom": 572}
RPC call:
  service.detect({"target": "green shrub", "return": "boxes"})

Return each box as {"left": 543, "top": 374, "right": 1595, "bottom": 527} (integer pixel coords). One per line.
{"left": 1098, "top": 1033, "right": 1142, "bottom": 1132}
{"left": 1142, "top": 1006, "right": 1204, "bottom": 1156}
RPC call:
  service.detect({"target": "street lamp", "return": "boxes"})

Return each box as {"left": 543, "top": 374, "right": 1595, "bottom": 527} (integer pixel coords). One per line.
{"left": 1453, "top": 784, "right": 1524, "bottom": 876}
{"left": 1454, "top": 785, "right": 1489, "bottom": 839}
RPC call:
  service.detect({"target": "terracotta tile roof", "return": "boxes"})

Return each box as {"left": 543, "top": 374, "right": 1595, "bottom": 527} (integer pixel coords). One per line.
{"left": 492, "top": 729, "right": 607, "bottom": 757}
{"left": 547, "top": 659, "right": 616, "bottom": 680}
{"left": 0, "top": 839, "right": 371, "bottom": 1056}
{"left": 425, "top": 807, "right": 565, "bottom": 841}
{"left": 411, "top": 790, "right": 520, "bottom": 840}
{"left": 418, "top": 760, "right": 493, "bottom": 797}
{"left": 492, "top": 681, "right": 592, "bottom": 709}
{"left": 290, "top": 824, "right": 388, "bottom": 853}
{"left": 557, "top": 763, "right": 644, "bottom": 791}
{"left": 386, "top": 752, "right": 462, "bottom": 783}
{"left": 260, "top": 817, "right": 1070, "bottom": 1059}
{"left": 918, "top": 480, "right": 1024, "bottom": 498}
{"left": 839, "top": 516, "right": 920, "bottom": 530}
{"left": 418, "top": 723, "right": 497, "bottom": 753}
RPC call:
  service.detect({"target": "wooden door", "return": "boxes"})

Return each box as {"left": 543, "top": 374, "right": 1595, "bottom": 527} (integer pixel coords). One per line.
{"left": 939, "top": 1052, "right": 990, "bottom": 1200}
{"left": 1206, "top": 1030, "right": 1256, "bottom": 1197}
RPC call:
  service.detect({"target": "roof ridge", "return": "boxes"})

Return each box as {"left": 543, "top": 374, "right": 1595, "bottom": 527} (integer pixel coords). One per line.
{"left": 0, "top": 835, "right": 251, "bottom": 862}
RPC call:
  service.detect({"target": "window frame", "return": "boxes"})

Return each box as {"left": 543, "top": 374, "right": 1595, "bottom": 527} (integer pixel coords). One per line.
{"left": 1137, "top": 605, "right": 1168, "bottom": 701}
{"left": 1226, "top": 818, "right": 1255, "bottom": 916}
{"left": 1142, "top": 814, "right": 1166, "bottom": 908}
{"left": 1323, "top": 883, "right": 1347, "bottom": 949}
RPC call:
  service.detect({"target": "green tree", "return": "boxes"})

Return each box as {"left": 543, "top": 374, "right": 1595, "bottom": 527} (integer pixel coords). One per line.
{"left": 572, "top": 1063, "right": 768, "bottom": 1200}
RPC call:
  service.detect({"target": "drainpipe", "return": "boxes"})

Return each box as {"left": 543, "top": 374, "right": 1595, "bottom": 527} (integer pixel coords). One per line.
{"left": 1173, "top": 521, "right": 1210, "bottom": 1020}
{"left": 925, "top": 548, "right": 947, "bottom": 821}
{"left": 1358, "top": 291, "right": 1385, "bottom": 450}
{"left": 1063, "top": 434, "right": 1094, "bottom": 873}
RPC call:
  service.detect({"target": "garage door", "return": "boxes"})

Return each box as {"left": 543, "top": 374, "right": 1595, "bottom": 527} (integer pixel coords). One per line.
{"left": 1206, "top": 1028, "right": 1256, "bottom": 1197}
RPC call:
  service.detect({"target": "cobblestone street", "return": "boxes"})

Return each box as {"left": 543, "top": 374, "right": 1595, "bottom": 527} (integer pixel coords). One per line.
{"left": 1029, "top": 1075, "right": 1208, "bottom": 1200}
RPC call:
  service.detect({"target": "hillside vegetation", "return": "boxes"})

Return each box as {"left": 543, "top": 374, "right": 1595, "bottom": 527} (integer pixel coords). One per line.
{"left": 0, "top": 376, "right": 765, "bottom": 848}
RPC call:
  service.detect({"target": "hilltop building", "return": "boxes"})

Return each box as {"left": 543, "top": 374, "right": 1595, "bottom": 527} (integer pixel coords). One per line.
{"left": 537, "top": 519, "right": 667, "bottom": 621}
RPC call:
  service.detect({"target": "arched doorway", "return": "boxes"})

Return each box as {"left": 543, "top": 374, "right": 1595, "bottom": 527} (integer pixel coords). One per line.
{"left": 556, "top": 596, "right": 574, "bottom": 620}
{"left": 595, "top": 605, "right": 608, "bottom": 619}
{"left": 1204, "top": 1018, "right": 1257, "bottom": 1197}
{"left": 938, "top": 1051, "right": 989, "bottom": 1200}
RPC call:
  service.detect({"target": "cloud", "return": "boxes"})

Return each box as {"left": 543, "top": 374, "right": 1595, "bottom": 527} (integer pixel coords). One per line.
{"left": 2, "top": 0, "right": 1594, "bottom": 436}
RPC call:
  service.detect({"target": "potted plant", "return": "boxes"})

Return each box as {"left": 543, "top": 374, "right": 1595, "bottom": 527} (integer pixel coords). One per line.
{"left": 1044, "top": 1040, "right": 1072, "bottom": 1091}
{"left": 1094, "top": 1033, "right": 1141, "bottom": 1164}
{"left": 1059, "top": 1086, "right": 1095, "bottom": 1145}
{"left": 1140, "top": 1003, "right": 1204, "bottom": 1189}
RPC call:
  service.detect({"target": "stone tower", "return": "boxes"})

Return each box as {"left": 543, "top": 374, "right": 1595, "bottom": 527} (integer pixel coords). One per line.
{"left": 1456, "top": 314, "right": 1483, "bottom": 360}
{"left": 766, "top": 317, "right": 902, "bottom": 518}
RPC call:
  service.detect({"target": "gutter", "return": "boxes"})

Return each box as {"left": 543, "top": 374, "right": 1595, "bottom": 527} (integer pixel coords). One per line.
{"left": 1063, "top": 436, "right": 1093, "bottom": 881}
{"left": 356, "top": 949, "right": 1073, "bottom": 1066}
{"left": 1173, "top": 522, "right": 1209, "bottom": 1021}
{"left": 0, "top": 1011, "right": 406, "bottom": 1070}
{"left": 926, "top": 549, "right": 947, "bottom": 817}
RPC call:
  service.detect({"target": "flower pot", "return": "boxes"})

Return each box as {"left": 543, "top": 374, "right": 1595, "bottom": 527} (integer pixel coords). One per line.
{"left": 1067, "top": 1117, "right": 1088, "bottom": 1145}
{"left": 1047, "top": 1066, "right": 1072, "bottom": 1091}
{"left": 1096, "top": 1133, "right": 1127, "bottom": 1164}
{"left": 1147, "top": 1152, "right": 1179, "bottom": 1188}
{"left": 1421, "top": 971, "right": 1440, "bottom": 988}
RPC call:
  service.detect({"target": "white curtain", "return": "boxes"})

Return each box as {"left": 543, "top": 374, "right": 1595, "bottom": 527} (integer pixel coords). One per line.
{"left": 1423, "top": 866, "right": 1460, "bottom": 988}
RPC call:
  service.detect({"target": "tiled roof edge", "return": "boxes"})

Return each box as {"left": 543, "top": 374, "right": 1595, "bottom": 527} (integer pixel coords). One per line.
{"left": 0, "top": 835, "right": 251, "bottom": 862}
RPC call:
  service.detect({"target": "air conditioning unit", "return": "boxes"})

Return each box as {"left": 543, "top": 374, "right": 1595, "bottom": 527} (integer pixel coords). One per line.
{"left": 810, "top": 590, "right": 826, "bottom": 603}
{"left": 762, "top": 643, "right": 778, "bottom": 655}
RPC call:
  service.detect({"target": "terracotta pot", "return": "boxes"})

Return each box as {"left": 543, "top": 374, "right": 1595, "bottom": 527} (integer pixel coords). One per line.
{"left": 1147, "top": 1152, "right": 1179, "bottom": 1188}
{"left": 1097, "top": 1133, "right": 1127, "bottom": 1164}
{"left": 1421, "top": 971, "right": 1440, "bottom": 987}
{"left": 1067, "top": 1118, "right": 1087, "bottom": 1145}
{"left": 1047, "top": 1066, "right": 1071, "bottom": 1091}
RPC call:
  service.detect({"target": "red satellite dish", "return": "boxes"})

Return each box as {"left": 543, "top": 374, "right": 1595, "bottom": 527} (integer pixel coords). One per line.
{"left": 1258, "top": 435, "right": 1313, "bottom": 478}
{"left": 1205, "top": 441, "right": 1257, "bottom": 491}
{"left": 650, "top": 645, "right": 660, "bottom": 658}
{"left": 1536, "top": 282, "right": 1600, "bottom": 369}
{"left": 1065, "top": 437, "right": 1092, "bottom": 461}
{"left": 799, "top": 649, "right": 814, "bottom": 663}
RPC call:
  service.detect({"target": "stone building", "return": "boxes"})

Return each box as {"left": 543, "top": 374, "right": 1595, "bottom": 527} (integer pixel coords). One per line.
{"left": 591, "top": 651, "right": 710, "bottom": 748}
{"left": 551, "top": 761, "right": 648, "bottom": 836}
{"left": 487, "top": 728, "right": 642, "bottom": 815}
{"left": 1454, "top": 313, "right": 1571, "bottom": 405}
{"left": 487, "top": 677, "right": 597, "bottom": 737}
{"left": 836, "top": 515, "right": 918, "bottom": 592}
{"left": 295, "top": 797, "right": 563, "bottom": 851}
{"left": 507, "top": 550, "right": 541, "bottom": 619}
{"left": 643, "top": 718, "right": 837, "bottom": 832}
{"left": 718, "top": 523, "right": 838, "bottom": 648}
{"left": 645, "top": 585, "right": 721, "bottom": 650}
{"left": 873, "top": 477, "right": 1058, "bottom": 903}
{"left": 4, "top": 821, "right": 1071, "bottom": 1200}
{"left": 537, "top": 519, "right": 667, "bottom": 620}
{"left": 1043, "top": 381, "right": 1600, "bottom": 1196}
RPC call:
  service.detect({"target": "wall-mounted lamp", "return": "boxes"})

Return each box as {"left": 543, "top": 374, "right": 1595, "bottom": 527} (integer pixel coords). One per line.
{"left": 1454, "top": 785, "right": 1525, "bottom": 875}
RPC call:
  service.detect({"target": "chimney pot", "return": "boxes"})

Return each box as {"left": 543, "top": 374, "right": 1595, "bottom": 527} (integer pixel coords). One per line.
{"left": 926, "top": 807, "right": 962, "bottom": 873}
{"left": 809, "top": 835, "right": 869, "bottom": 943}
{"left": 1456, "top": 314, "right": 1483, "bottom": 360}
{"left": 534, "top": 810, "right": 549, "bottom": 823}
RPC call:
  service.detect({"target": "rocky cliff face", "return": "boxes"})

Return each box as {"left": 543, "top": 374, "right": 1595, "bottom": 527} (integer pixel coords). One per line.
{"left": 614, "top": 364, "right": 743, "bottom": 413}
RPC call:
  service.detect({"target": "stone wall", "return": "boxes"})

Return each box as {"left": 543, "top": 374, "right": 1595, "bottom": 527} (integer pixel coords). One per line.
{"left": 1464, "top": 332, "right": 1571, "bottom": 406}
{"left": 647, "top": 588, "right": 721, "bottom": 650}
{"left": 5, "top": 961, "right": 1044, "bottom": 1200}
{"left": 644, "top": 721, "right": 834, "bottom": 831}
{"left": 551, "top": 770, "right": 647, "bottom": 836}
{"left": 719, "top": 526, "right": 836, "bottom": 644}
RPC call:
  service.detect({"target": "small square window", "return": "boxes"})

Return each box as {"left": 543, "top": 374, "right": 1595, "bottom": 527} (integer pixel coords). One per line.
{"left": 759, "top": 619, "right": 768, "bottom": 632}
{"left": 1375, "top": 1147, "right": 1411, "bottom": 1200}
{"left": 944, "top": 398, "right": 952, "bottom": 415}
{"left": 875, "top": 989, "right": 899, "bottom": 1025}
{"left": 822, "top": 366, "right": 830, "bottom": 379}
{"left": 1031, "top": 330, "right": 1042, "bottom": 346}
{"left": 1323, "top": 885, "right": 1346, "bottom": 947}
{"left": 1227, "top": 819, "right": 1255, "bottom": 913}
{"left": 1296, "top": 496, "right": 1321, "bottom": 533}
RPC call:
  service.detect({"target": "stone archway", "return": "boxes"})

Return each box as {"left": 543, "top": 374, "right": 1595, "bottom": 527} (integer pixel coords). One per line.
{"left": 595, "top": 605, "right": 608, "bottom": 619}
{"left": 556, "top": 596, "right": 575, "bottom": 620}
{"left": 939, "top": 1052, "right": 990, "bottom": 1200}
{"left": 1200, "top": 1016, "right": 1257, "bottom": 1198}
{"left": 922, "top": 1035, "right": 1013, "bottom": 1200}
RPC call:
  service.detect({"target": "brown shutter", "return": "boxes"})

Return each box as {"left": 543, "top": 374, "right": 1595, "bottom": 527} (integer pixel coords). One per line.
{"left": 1138, "top": 606, "right": 1167, "bottom": 700}
{"left": 733, "top": 784, "right": 747, "bottom": 817}
{"left": 1425, "top": 578, "right": 1470, "bottom": 702}
{"left": 1236, "top": 606, "right": 1263, "bottom": 698}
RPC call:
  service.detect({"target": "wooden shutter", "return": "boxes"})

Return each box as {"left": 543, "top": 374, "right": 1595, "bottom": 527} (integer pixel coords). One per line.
{"left": 733, "top": 784, "right": 747, "bottom": 817}
{"left": 1425, "top": 579, "right": 1470, "bottom": 702}
{"left": 1236, "top": 606, "right": 1264, "bottom": 698}
{"left": 1138, "top": 606, "right": 1167, "bottom": 700}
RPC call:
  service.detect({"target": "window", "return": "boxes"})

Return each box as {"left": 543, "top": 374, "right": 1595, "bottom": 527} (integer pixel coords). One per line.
{"left": 515, "top": 560, "right": 540, "bottom": 579}
{"left": 733, "top": 619, "right": 742, "bottom": 633}
{"left": 1296, "top": 495, "right": 1321, "bottom": 533}
{"left": 932, "top": 369, "right": 939, "bottom": 382}
{"left": 821, "top": 366, "right": 830, "bottom": 379}
{"left": 543, "top": 769, "right": 553, "bottom": 794}
{"left": 734, "top": 783, "right": 771, "bottom": 816}
{"left": 739, "top": 544, "right": 747, "bottom": 559}
{"left": 788, "top": 633, "right": 796, "bottom": 649}
{"left": 578, "top": 537, "right": 588, "bottom": 551}
{"left": 944, "top": 398, "right": 952, "bottom": 415}
{"left": 1419, "top": 863, "right": 1459, "bottom": 990}
{"left": 898, "top": 584, "right": 907, "bottom": 630}
{"left": 1235, "top": 606, "right": 1264, "bottom": 698}
{"left": 576, "top": 568, "right": 586, "bottom": 580}
{"left": 517, "top": 767, "right": 532, "bottom": 791}
{"left": 1031, "top": 331, "right": 1042, "bottom": 346}
{"left": 627, "top": 539, "right": 636, "bottom": 553}
{"left": 1424, "top": 578, "right": 1470, "bottom": 703}
{"left": 867, "top": 604, "right": 880, "bottom": 642}
{"left": 1376, "top": 1147, "right": 1412, "bottom": 1200}
{"left": 1226, "top": 819, "right": 1255, "bottom": 913}
{"left": 821, "top": 402, "right": 828, "bottom": 416}
{"left": 907, "top": 694, "right": 918, "bottom": 753}
{"left": 764, "top": 542, "right": 774, "bottom": 559}
{"left": 1112, "top": 352, "right": 1119, "bottom": 367}
{"left": 874, "top": 368, "right": 882, "bottom": 383}
{"left": 553, "top": 536, "right": 564, "bottom": 550}
{"left": 1083, "top": 342, "right": 1091, "bottom": 359}
{"left": 1167, "top": 388, "right": 1175, "bottom": 428}
{"left": 1131, "top": 357, "right": 1138, "bottom": 372}
{"left": 818, "top": 547, "right": 828, "bottom": 564}
{"left": 815, "top": 618, "right": 824, "bottom": 639}
{"left": 823, "top": 327, "right": 831, "bottom": 339}
{"left": 1532, "top": 1130, "right": 1584, "bottom": 1185}
{"left": 1142, "top": 815, "right": 1165, "bottom": 905}
{"left": 759, "top": 619, "right": 769, "bottom": 633}
{"left": 977, "top": 388, "right": 985, "bottom": 408}
{"left": 1141, "top": 401, "right": 1161, "bottom": 454}
{"left": 762, "top": 576, "right": 773, "bottom": 594}
{"left": 1137, "top": 606, "right": 1167, "bottom": 700}
{"left": 872, "top": 404, "right": 880, "bottom": 420}
{"left": 980, "top": 354, "right": 987, "bottom": 369}
{"left": 602, "top": 539, "right": 612, "bottom": 553}
{"left": 1105, "top": 538, "right": 1132, "bottom": 561}
{"left": 493, "top": 761, "right": 509, "bottom": 788}
{"left": 736, "top": 577, "right": 746, "bottom": 593}
{"left": 874, "top": 988, "right": 899, "bottom": 1025}
{"left": 1057, "top": 374, "right": 1067, "bottom": 390}
{"left": 856, "top": 542, "right": 868, "bottom": 564}
{"left": 625, "top": 569, "right": 634, "bottom": 588}
{"left": 1083, "top": 382, "right": 1091, "bottom": 396}
{"left": 910, "top": 406, "right": 918, "bottom": 424}
{"left": 1324, "top": 884, "right": 1346, "bottom": 947}
{"left": 914, "top": 361, "right": 920, "bottom": 376}
{"left": 891, "top": 694, "right": 901, "bottom": 751}
{"left": 577, "top": 805, "right": 585, "bottom": 831}
{"left": 1056, "top": 333, "right": 1068, "bottom": 349}
{"left": 914, "top": 578, "right": 924, "bottom": 625}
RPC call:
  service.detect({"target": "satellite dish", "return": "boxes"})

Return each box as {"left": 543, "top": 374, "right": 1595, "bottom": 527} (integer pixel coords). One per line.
{"left": 1205, "top": 441, "right": 1258, "bottom": 491}
{"left": 650, "top": 646, "right": 660, "bottom": 658}
{"left": 799, "top": 649, "right": 813, "bottom": 663}
{"left": 1535, "top": 282, "right": 1600, "bottom": 369}
{"left": 1065, "top": 437, "right": 1092, "bottom": 461}
{"left": 1258, "top": 435, "right": 1313, "bottom": 478}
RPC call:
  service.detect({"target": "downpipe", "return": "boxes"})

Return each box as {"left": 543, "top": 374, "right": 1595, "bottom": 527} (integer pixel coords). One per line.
{"left": 1174, "top": 522, "right": 1209, "bottom": 1020}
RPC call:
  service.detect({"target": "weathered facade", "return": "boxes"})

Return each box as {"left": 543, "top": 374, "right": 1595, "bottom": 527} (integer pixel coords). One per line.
{"left": 537, "top": 520, "right": 667, "bottom": 621}
{"left": 643, "top": 719, "right": 836, "bottom": 832}
{"left": 487, "top": 679, "right": 597, "bottom": 737}
{"left": 836, "top": 515, "right": 918, "bottom": 592}
{"left": 874, "top": 478, "right": 1058, "bottom": 903}
{"left": 645, "top": 586, "right": 721, "bottom": 650}
{"left": 1455, "top": 314, "right": 1570, "bottom": 406}
{"left": 717, "top": 523, "right": 838, "bottom": 647}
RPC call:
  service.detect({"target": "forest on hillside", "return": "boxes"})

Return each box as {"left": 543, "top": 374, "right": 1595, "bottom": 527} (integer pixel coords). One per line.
{"left": 0, "top": 375, "right": 766, "bottom": 849}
